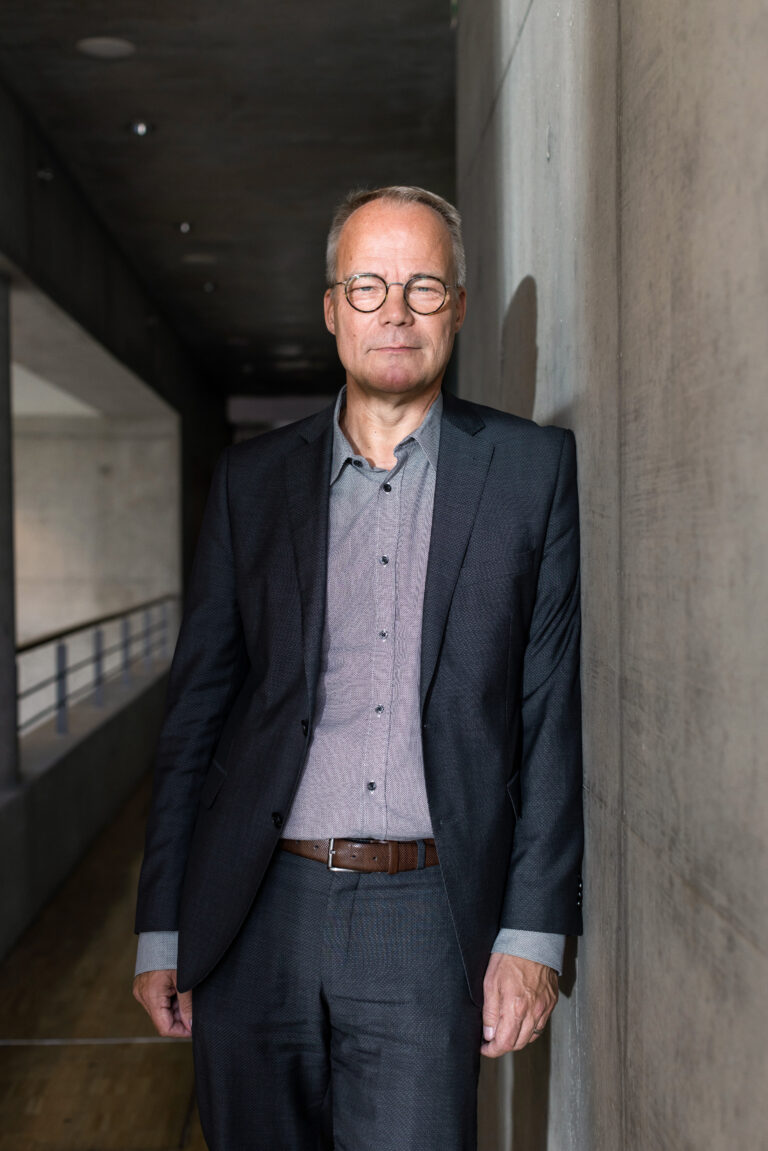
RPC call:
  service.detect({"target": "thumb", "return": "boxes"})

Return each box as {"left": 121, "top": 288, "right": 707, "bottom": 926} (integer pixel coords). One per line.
{"left": 178, "top": 989, "right": 193, "bottom": 1032}
{"left": 482, "top": 978, "right": 500, "bottom": 1042}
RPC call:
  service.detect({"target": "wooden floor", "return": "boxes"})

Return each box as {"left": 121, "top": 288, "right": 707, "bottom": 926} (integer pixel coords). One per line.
{"left": 0, "top": 775, "right": 207, "bottom": 1151}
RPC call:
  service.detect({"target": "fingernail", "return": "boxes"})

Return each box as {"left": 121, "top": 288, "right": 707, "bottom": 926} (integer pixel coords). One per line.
{"left": 483, "top": 1026, "right": 495, "bottom": 1041}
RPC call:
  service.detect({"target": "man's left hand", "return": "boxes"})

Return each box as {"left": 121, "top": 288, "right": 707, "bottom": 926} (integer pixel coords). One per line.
{"left": 480, "top": 953, "right": 559, "bottom": 1057}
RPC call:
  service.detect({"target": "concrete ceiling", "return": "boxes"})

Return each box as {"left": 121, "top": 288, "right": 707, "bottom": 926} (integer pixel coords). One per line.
{"left": 0, "top": 2, "right": 456, "bottom": 398}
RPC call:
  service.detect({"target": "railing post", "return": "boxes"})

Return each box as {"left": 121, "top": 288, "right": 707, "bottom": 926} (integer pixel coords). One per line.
{"left": 121, "top": 617, "right": 131, "bottom": 684}
{"left": 55, "top": 642, "right": 68, "bottom": 735}
{"left": 143, "top": 608, "right": 152, "bottom": 667}
{"left": 93, "top": 627, "right": 104, "bottom": 706}
{"left": 160, "top": 600, "right": 169, "bottom": 661}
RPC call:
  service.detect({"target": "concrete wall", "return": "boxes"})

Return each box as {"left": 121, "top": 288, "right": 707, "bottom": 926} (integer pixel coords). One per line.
{"left": 0, "top": 666, "right": 169, "bottom": 961}
{"left": 12, "top": 415, "right": 180, "bottom": 644}
{"left": 457, "top": 1, "right": 768, "bottom": 1148}
{"left": 0, "top": 275, "right": 18, "bottom": 787}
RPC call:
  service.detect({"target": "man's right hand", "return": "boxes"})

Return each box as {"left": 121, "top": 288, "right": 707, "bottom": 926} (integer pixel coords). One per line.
{"left": 133, "top": 969, "right": 193, "bottom": 1038}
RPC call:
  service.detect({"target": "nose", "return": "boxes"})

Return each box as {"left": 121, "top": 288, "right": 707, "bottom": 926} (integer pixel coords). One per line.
{"left": 379, "top": 282, "right": 413, "bottom": 324}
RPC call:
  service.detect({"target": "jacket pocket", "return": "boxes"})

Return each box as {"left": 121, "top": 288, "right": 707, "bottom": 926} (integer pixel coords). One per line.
{"left": 200, "top": 760, "right": 227, "bottom": 809}
{"left": 506, "top": 770, "right": 521, "bottom": 820}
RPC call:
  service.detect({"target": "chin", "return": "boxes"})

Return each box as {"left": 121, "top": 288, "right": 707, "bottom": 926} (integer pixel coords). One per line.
{"left": 360, "top": 374, "right": 436, "bottom": 396}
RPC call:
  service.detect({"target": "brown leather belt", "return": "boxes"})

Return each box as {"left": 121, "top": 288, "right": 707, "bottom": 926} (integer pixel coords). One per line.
{"left": 280, "top": 837, "right": 438, "bottom": 874}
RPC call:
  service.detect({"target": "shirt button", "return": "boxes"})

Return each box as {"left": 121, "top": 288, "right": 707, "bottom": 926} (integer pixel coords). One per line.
{"left": 374, "top": 704, "right": 384, "bottom": 714}
{"left": 380, "top": 555, "right": 389, "bottom": 565}
{"left": 367, "top": 781, "right": 377, "bottom": 791}
{"left": 353, "top": 458, "right": 363, "bottom": 467}
{"left": 382, "top": 482, "right": 392, "bottom": 492}
{"left": 378, "top": 630, "right": 388, "bottom": 639}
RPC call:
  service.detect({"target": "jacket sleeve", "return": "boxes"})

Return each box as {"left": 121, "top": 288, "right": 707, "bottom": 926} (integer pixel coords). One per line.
{"left": 135, "top": 446, "right": 249, "bottom": 932}
{"left": 499, "top": 428, "right": 584, "bottom": 935}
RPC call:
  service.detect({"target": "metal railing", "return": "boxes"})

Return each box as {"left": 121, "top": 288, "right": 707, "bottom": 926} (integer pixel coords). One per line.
{"left": 16, "top": 594, "right": 180, "bottom": 736}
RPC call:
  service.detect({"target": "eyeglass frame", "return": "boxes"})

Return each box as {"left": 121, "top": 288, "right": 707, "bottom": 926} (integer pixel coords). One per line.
{"left": 332, "top": 272, "right": 457, "bottom": 315}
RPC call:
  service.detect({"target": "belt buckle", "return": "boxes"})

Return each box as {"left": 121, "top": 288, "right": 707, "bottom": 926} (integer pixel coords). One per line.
{"left": 327, "top": 837, "right": 356, "bottom": 872}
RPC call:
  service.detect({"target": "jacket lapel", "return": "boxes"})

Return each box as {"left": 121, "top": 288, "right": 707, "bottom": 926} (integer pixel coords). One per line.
{"left": 420, "top": 397, "right": 494, "bottom": 712}
{"left": 283, "top": 407, "right": 334, "bottom": 717}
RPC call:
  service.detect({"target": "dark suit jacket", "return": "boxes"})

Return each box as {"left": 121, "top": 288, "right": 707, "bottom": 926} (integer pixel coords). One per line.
{"left": 135, "top": 389, "right": 583, "bottom": 1005}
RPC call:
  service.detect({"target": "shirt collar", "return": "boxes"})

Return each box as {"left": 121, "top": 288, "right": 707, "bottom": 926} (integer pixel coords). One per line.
{"left": 330, "top": 384, "right": 443, "bottom": 485}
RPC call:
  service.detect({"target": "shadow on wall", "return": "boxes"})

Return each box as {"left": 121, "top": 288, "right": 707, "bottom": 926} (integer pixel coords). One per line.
{"left": 499, "top": 276, "right": 580, "bottom": 1146}
{"left": 501, "top": 274, "right": 575, "bottom": 428}
{"left": 500, "top": 275, "right": 538, "bottom": 420}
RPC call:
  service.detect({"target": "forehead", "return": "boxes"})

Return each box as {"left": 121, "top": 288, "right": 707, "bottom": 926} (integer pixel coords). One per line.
{"left": 337, "top": 200, "right": 453, "bottom": 272}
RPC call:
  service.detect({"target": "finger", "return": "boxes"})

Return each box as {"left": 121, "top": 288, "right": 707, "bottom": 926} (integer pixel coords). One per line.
{"left": 481, "top": 995, "right": 526, "bottom": 1057}
{"left": 133, "top": 972, "right": 188, "bottom": 1038}
{"left": 144, "top": 991, "right": 176, "bottom": 1037}
{"left": 177, "top": 989, "right": 193, "bottom": 1035}
{"left": 164, "top": 1015, "right": 193, "bottom": 1038}
{"left": 158, "top": 983, "right": 192, "bottom": 1039}
{"left": 514, "top": 1014, "right": 541, "bottom": 1049}
{"left": 520, "top": 1003, "right": 555, "bottom": 1048}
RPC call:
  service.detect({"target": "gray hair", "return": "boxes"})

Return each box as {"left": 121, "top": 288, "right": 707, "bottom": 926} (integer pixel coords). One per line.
{"left": 325, "top": 185, "right": 466, "bottom": 288}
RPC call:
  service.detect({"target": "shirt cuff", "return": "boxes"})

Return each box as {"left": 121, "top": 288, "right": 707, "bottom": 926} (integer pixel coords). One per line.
{"left": 491, "top": 929, "right": 566, "bottom": 975}
{"left": 135, "top": 931, "right": 179, "bottom": 977}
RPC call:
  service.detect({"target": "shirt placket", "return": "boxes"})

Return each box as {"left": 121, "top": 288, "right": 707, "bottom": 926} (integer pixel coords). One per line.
{"left": 360, "top": 451, "right": 407, "bottom": 838}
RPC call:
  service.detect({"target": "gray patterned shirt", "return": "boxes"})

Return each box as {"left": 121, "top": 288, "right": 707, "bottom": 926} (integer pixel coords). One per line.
{"left": 135, "top": 387, "right": 564, "bottom": 976}
{"left": 282, "top": 386, "right": 438, "bottom": 839}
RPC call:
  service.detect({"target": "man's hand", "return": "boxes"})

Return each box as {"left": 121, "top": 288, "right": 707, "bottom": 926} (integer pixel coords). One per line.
{"left": 133, "top": 969, "right": 193, "bottom": 1038}
{"left": 481, "top": 953, "right": 558, "bottom": 1057}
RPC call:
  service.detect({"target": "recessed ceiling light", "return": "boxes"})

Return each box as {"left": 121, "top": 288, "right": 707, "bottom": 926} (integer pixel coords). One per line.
{"left": 76, "top": 36, "right": 136, "bottom": 60}
{"left": 182, "top": 252, "right": 217, "bottom": 266}
{"left": 177, "top": 221, "right": 192, "bottom": 234}
{"left": 274, "top": 343, "right": 303, "bottom": 358}
{"left": 128, "top": 119, "right": 154, "bottom": 137}
{"left": 36, "top": 165, "right": 54, "bottom": 182}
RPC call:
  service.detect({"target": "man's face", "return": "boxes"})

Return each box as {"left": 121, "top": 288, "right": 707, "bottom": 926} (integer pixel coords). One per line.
{"left": 323, "top": 199, "right": 466, "bottom": 401}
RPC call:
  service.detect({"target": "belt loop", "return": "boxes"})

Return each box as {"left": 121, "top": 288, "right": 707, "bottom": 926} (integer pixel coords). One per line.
{"left": 387, "top": 840, "right": 399, "bottom": 875}
{"left": 417, "top": 838, "right": 426, "bottom": 869}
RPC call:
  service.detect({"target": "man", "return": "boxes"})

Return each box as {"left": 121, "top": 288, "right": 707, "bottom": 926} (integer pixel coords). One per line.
{"left": 133, "top": 186, "right": 583, "bottom": 1150}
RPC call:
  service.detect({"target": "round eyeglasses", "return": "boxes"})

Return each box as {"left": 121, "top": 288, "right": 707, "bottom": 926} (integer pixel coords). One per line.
{"left": 334, "top": 273, "right": 452, "bottom": 315}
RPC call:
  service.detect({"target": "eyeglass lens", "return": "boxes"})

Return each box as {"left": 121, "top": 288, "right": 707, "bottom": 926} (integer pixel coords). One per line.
{"left": 345, "top": 274, "right": 446, "bottom": 314}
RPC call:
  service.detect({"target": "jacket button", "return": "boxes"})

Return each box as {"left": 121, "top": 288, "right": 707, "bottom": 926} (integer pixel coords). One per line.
{"left": 301, "top": 719, "right": 309, "bottom": 736}
{"left": 272, "top": 812, "right": 283, "bottom": 829}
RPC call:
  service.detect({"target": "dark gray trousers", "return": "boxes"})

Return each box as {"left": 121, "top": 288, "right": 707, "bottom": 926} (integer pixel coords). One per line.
{"left": 192, "top": 847, "right": 483, "bottom": 1150}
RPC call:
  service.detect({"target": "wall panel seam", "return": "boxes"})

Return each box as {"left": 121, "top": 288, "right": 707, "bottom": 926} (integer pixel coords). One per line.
{"left": 615, "top": 0, "right": 629, "bottom": 1146}
{"left": 463, "top": 0, "right": 538, "bottom": 181}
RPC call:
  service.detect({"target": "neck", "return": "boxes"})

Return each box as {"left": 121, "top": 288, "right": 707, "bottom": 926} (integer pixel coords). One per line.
{"left": 340, "top": 381, "right": 441, "bottom": 469}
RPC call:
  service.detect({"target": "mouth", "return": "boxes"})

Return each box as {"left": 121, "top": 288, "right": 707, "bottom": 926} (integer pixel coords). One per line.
{"left": 372, "top": 344, "right": 420, "bottom": 352}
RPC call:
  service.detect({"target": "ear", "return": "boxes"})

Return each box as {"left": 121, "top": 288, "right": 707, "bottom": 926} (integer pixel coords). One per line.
{"left": 453, "top": 287, "right": 467, "bottom": 333}
{"left": 324, "top": 288, "right": 336, "bottom": 335}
